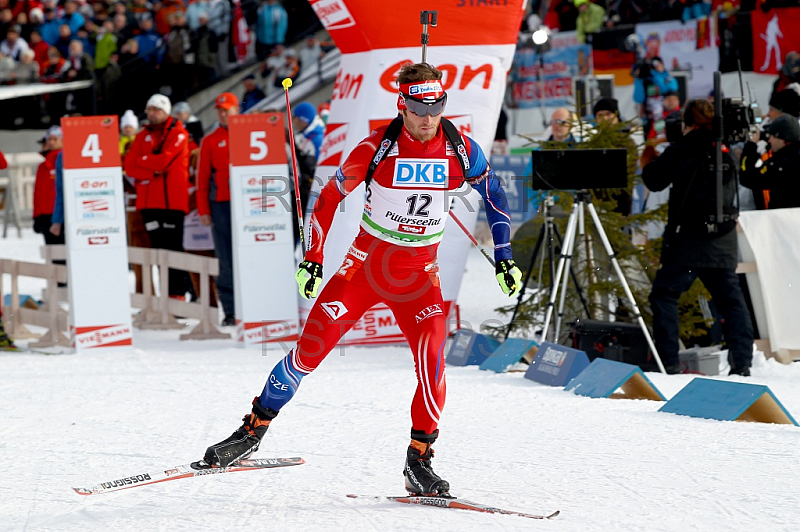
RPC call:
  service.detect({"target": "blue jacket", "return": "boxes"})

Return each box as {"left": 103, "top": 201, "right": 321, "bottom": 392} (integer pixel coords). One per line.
{"left": 60, "top": 12, "right": 85, "bottom": 35}
{"left": 241, "top": 87, "right": 267, "bottom": 113}
{"left": 300, "top": 115, "right": 325, "bottom": 160}
{"left": 634, "top": 68, "right": 678, "bottom": 104}
{"left": 135, "top": 30, "right": 163, "bottom": 64}
{"left": 52, "top": 152, "right": 64, "bottom": 225}
{"left": 40, "top": 19, "right": 61, "bottom": 46}
{"left": 256, "top": 3, "right": 288, "bottom": 45}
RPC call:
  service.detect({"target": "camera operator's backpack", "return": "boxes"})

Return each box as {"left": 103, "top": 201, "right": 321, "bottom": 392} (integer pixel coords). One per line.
{"left": 675, "top": 146, "right": 738, "bottom": 238}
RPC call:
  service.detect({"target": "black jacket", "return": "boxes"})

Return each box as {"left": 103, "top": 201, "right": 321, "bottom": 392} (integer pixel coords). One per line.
{"left": 740, "top": 141, "right": 800, "bottom": 210}
{"left": 642, "top": 128, "right": 738, "bottom": 269}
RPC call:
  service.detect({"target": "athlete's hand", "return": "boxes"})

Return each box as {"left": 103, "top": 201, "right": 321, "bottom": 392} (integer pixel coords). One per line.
{"left": 495, "top": 259, "right": 523, "bottom": 297}
{"left": 295, "top": 261, "right": 323, "bottom": 299}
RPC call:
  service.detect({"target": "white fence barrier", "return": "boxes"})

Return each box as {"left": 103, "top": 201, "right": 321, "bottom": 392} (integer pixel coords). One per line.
{"left": 0, "top": 257, "right": 69, "bottom": 348}
{"left": 36, "top": 245, "right": 230, "bottom": 343}
{"left": 0, "top": 151, "right": 40, "bottom": 238}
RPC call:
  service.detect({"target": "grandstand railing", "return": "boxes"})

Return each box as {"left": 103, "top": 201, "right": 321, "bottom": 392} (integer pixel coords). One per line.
{"left": 248, "top": 48, "right": 340, "bottom": 115}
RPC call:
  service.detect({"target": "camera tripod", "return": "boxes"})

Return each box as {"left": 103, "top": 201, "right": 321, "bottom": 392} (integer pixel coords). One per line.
{"left": 541, "top": 190, "right": 666, "bottom": 373}
{"left": 505, "top": 195, "right": 590, "bottom": 341}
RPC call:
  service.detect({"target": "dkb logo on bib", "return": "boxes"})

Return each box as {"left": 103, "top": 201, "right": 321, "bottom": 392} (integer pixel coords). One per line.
{"left": 393, "top": 158, "right": 449, "bottom": 188}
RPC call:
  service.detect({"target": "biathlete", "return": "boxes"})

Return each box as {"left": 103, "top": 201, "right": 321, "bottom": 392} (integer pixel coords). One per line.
{"left": 202, "top": 62, "right": 523, "bottom": 496}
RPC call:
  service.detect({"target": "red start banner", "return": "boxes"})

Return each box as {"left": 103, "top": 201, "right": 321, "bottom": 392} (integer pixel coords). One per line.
{"left": 306, "top": 0, "right": 525, "bottom": 346}
{"left": 309, "top": 0, "right": 523, "bottom": 53}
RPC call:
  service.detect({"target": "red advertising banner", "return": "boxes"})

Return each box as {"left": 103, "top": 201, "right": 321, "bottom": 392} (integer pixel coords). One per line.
{"left": 306, "top": 1, "right": 524, "bottom": 347}
{"left": 309, "top": 0, "right": 525, "bottom": 53}
{"left": 752, "top": 8, "right": 800, "bottom": 75}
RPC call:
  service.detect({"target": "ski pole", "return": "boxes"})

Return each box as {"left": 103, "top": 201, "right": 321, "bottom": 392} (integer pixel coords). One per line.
{"left": 449, "top": 210, "right": 495, "bottom": 267}
{"left": 282, "top": 77, "right": 306, "bottom": 252}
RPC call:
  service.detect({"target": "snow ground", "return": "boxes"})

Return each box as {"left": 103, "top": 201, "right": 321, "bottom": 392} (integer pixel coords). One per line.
{"left": 2, "top": 229, "right": 800, "bottom": 531}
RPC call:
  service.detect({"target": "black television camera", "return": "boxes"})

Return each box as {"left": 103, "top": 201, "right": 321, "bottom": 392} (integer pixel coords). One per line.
{"left": 720, "top": 96, "right": 762, "bottom": 145}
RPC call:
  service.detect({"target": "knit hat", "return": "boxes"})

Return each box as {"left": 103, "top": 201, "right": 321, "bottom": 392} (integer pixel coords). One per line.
{"left": 293, "top": 102, "right": 316, "bottom": 125}
{"left": 172, "top": 101, "right": 191, "bottom": 115}
{"left": 46, "top": 125, "right": 63, "bottom": 138}
{"left": 574, "top": 0, "right": 589, "bottom": 7}
{"left": 769, "top": 84, "right": 800, "bottom": 118}
{"left": 781, "top": 51, "right": 800, "bottom": 80}
{"left": 145, "top": 93, "right": 171, "bottom": 115}
{"left": 768, "top": 115, "right": 800, "bottom": 142}
{"left": 593, "top": 98, "right": 619, "bottom": 117}
{"left": 120, "top": 109, "right": 138, "bottom": 131}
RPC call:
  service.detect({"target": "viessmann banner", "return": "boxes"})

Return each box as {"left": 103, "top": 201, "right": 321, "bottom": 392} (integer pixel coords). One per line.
{"left": 308, "top": 0, "right": 525, "bottom": 346}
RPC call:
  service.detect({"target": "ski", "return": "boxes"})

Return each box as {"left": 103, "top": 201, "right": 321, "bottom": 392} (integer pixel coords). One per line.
{"left": 346, "top": 494, "right": 560, "bottom": 520}
{"left": 72, "top": 457, "right": 304, "bottom": 495}
{"left": 1, "top": 346, "right": 67, "bottom": 356}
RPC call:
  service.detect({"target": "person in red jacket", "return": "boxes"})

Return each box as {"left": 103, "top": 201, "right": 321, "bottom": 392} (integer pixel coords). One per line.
{"left": 124, "top": 94, "right": 191, "bottom": 298}
{"left": 196, "top": 92, "right": 238, "bottom": 326}
{"left": 0, "top": 144, "right": 11, "bottom": 347}
{"left": 32, "top": 126, "right": 64, "bottom": 245}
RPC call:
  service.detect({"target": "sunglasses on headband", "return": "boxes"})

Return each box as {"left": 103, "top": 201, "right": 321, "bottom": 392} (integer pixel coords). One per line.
{"left": 402, "top": 92, "right": 447, "bottom": 117}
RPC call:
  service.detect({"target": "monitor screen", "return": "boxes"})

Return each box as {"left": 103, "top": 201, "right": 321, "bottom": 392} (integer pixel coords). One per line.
{"left": 529, "top": 149, "right": 629, "bottom": 191}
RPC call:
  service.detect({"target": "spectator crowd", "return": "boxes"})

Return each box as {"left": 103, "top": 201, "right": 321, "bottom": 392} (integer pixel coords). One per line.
{"left": 0, "top": 0, "right": 320, "bottom": 127}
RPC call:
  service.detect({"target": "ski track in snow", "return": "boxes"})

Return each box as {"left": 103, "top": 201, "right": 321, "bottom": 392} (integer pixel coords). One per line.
{"left": 2, "top": 228, "right": 800, "bottom": 531}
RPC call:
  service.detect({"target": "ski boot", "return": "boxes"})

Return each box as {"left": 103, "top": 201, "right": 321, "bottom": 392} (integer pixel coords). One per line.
{"left": 202, "top": 397, "right": 278, "bottom": 468}
{"left": 0, "top": 317, "right": 16, "bottom": 349}
{"left": 403, "top": 429, "right": 450, "bottom": 496}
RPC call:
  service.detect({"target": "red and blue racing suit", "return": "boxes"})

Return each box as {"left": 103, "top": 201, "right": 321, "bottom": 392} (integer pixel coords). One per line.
{"left": 257, "top": 123, "right": 513, "bottom": 436}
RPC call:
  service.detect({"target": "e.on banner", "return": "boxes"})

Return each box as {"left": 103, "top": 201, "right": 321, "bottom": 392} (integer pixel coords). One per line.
{"left": 61, "top": 116, "right": 132, "bottom": 351}
{"left": 306, "top": 0, "right": 525, "bottom": 346}
{"left": 228, "top": 113, "right": 299, "bottom": 345}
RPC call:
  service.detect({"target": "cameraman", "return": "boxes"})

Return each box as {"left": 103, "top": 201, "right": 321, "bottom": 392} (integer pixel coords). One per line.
{"left": 642, "top": 99, "right": 754, "bottom": 376}
{"left": 740, "top": 115, "right": 800, "bottom": 209}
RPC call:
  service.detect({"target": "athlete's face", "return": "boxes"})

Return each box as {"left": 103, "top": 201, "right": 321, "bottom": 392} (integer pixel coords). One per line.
{"left": 402, "top": 108, "right": 442, "bottom": 143}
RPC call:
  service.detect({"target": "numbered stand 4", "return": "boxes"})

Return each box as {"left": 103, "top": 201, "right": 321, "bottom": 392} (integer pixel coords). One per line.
{"left": 61, "top": 116, "right": 133, "bottom": 351}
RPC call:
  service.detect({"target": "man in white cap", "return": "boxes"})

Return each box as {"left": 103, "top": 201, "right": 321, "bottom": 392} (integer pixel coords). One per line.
{"left": 124, "top": 94, "right": 192, "bottom": 299}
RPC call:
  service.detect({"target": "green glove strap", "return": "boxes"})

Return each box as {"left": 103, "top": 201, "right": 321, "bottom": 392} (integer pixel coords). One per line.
{"left": 295, "top": 261, "right": 322, "bottom": 300}
{"left": 495, "top": 259, "right": 523, "bottom": 297}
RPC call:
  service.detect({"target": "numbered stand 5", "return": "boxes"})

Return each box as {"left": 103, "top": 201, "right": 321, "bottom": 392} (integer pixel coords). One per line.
{"left": 61, "top": 116, "right": 133, "bottom": 351}
{"left": 227, "top": 114, "right": 300, "bottom": 346}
